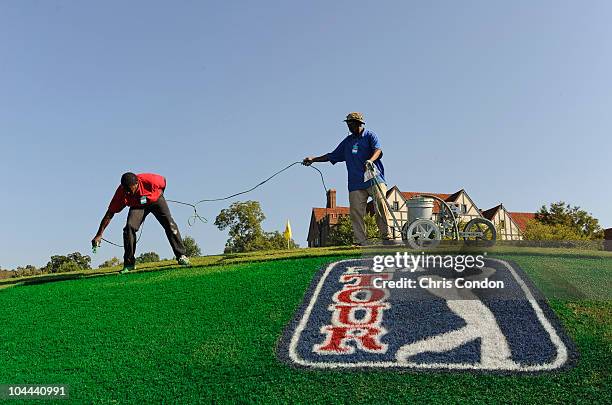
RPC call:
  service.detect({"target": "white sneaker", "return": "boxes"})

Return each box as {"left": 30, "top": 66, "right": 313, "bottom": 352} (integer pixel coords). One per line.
{"left": 178, "top": 255, "right": 190, "bottom": 266}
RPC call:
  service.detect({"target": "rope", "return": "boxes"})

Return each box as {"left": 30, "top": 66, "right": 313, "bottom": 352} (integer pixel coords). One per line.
{"left": 194, "top": 162, "right": 327, "bottom": 204}
{"left": 99, "top": 161, "right": 327, "bottom": 248}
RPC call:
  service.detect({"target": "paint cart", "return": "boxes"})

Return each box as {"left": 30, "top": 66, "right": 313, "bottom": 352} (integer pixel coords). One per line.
{"left": 366, "top": 162, "right": 497, "bottom": 249}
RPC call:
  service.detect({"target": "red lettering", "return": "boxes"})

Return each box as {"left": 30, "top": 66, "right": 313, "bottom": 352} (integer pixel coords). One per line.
{"left": 315, "top": 326, "right": 388, "bottom": 354}
{"left": 333, "top": 304, "right": 388, "bottom": 326}
{"left": 340, "top": 273, "right": 392, "bottom": 287}
{"left": 336, "top": 287, "right": 386, "bottom": 304}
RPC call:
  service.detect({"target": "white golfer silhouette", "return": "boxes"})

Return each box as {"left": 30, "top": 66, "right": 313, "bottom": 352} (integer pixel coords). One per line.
{"left": 395, "top": 267, "right": 519, "bottom": 369}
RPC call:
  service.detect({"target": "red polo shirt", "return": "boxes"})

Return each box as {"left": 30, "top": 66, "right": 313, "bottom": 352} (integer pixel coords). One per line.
{"left": 108, "top": 173, "right": 167, "bottom": 214}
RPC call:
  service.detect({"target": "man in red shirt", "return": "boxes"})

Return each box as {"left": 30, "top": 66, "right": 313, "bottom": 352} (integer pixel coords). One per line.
{"left": 92, "top": 172, "right": 189, "bottom": 274}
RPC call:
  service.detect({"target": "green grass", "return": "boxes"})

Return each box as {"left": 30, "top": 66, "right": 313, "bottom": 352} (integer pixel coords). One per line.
{"left": 0, "top": 249, "right": 610, "bottom": 403}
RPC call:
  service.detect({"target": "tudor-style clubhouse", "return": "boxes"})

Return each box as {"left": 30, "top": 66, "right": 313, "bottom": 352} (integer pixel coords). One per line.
{"left": 308, "top": 187, "right": 536, "bottom": 247}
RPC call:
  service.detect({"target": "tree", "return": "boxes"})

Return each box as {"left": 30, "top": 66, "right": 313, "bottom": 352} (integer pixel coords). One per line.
{"left": 136, "top": 252, "right": 160, "bottom": 264}
{"left": 183, "top": 236, "right": 202, "bottom": 257}
{"left": 57, "top": 261, "right": 81, "bottom": 273}
{"left": 535, "top": 201, "right": 603, "bottom": 239}
{"left": 67, "top": 252, "right": 92, "bottom": 270}
{"left": 215, "top": 201, "right": 266, "bottom": 253}
{"left": 44, "top": 252, "right": 91, "bottom": 273}
{"left": 214, "top": 201, "right": 299, "bottom": 253}
{"left": 258, "top": 231, "right": 299, "bottom": 250}
{"left": 99, "top": 257, "right": 121, "bottom": 268}
{"left": 14, "top": 265, "right": 41, "bottom": 277}
{"left": 523, "top": 220, "right": 589, "bottom": 241}
{"left": 45, "top": 255, "right": 70, "bottom": 273}
{"left": 328, "top": 214, "right": 379, "bottom": 246}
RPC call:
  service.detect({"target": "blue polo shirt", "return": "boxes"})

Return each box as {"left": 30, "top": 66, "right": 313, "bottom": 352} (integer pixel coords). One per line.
{"left": 327, "top": 129, "right": 386, "bottom": 192}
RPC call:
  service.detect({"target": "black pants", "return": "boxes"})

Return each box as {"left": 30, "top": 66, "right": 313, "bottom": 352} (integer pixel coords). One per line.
{"left": 123, "top": 195, "right": 186, "bottom": 266}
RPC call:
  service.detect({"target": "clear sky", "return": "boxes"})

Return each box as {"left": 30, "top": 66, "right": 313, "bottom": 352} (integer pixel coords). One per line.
{"left": 1, "top": 1, "right": 611, "bottom": 269}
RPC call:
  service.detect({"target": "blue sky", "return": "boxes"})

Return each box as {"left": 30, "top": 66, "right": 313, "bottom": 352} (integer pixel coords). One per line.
{"left": 1, "top": 1, "right": 610, "bottom": 269}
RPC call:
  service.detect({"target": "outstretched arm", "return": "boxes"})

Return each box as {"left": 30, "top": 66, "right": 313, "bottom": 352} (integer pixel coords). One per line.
{"left": 305, "top": 138, "right": 347, "bottom": 166}
{"left": 92, "top": 210, "right": 114, "bottom": 247}
{"left": 302, "top": 154, "right": 331, "bottom": 166}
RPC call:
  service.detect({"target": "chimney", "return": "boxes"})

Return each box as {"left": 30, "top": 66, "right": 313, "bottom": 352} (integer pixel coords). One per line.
{"left": 326, "top": 189, "right": 336, "bottom": 208}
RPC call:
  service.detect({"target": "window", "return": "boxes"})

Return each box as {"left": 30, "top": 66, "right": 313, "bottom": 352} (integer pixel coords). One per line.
{"left": 393, "top": 201, "right": 399, "bottom": 211}
{"left": 461, "top": 204, "right": 467, "bottom": 214}
{"left": 499, "top": 220, "right": 506, "bottom": 229}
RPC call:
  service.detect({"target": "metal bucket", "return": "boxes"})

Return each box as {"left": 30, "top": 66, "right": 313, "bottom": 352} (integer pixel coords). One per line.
{"left": 406, "top": 197, "right": 434, "bottom": 222}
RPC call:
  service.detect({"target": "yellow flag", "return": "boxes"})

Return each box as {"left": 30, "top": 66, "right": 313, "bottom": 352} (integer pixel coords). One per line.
{"left": 284, "top": 220, "right": 292, "bottom": 241}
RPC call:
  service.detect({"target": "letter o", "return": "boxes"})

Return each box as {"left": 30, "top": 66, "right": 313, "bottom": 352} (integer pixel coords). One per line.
{"left": 337, "top": 288, "right": 386, "bottom": 304}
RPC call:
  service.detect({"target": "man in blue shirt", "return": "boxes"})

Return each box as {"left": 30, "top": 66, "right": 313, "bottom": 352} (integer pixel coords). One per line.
{"left": 303, "top": 112, "right": 391, "bottom": 246}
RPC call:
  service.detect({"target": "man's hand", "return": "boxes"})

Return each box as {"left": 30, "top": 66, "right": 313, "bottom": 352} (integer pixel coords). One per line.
{"left": 365, "top": 159, "right": 374, "bottom": 169}
{"left": 92, "top": 235, "right": 102, "bottom": 249}
{"left": 302, "top": 157, "right": 314, "bottom": 166}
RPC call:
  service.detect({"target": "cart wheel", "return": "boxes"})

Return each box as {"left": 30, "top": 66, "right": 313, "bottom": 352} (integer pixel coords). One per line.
{"left": 403, "top": 219, "right": 441, "bottom": 249}
{"left": 463, "top": 218, "right": 496, "bottom": 247}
